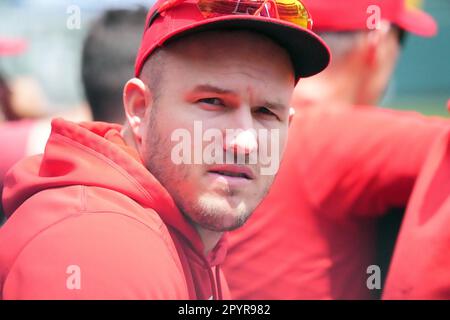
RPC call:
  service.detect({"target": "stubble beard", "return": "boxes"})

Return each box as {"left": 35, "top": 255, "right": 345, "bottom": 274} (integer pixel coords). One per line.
{"left": 144, "top": 109, "right": 266, "bottom": 233}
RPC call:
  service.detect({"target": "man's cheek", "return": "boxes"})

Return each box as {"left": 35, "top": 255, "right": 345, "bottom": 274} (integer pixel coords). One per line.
{"left": 259, "top": 129, "right": 282, "bottom": 177}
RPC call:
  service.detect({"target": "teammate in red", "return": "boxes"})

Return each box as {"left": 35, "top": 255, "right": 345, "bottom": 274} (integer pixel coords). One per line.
{"left": 0, "top": 0, "right": 330, "bottom": 299}
{"left": 383, "top": 123, "right": 450, "bottom": 299}
{"left": 223, "top": 0, "right": 443, "bottom": 299}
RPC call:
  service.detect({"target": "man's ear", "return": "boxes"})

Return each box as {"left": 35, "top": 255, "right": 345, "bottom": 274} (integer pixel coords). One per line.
{"left": 365, "top": 20, "right": 391, "bottom": 68}
{"left": 123, "top": 77, "right": 152, "bottom": 145}
{"left": 288, "top": 107, "right": 295, "bottom": 126}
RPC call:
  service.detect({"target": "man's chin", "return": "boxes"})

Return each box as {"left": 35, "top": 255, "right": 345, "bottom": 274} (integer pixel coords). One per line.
{"left": 192, "top": 195, "right": 253, "bottom": 232}
{"left": 198, "top": 216, "right": 248, "bottom": 232}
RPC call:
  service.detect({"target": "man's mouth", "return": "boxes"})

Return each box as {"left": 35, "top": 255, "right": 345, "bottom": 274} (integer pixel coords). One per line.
{"left": 207, "top": 165, "right": 255, "bottom": 180}
{"left": 209, "top": 170, "right": 250, "bottom": 179}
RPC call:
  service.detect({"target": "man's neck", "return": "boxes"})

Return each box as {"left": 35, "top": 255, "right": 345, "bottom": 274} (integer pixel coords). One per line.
{"left": 195, "top": 226, "right": 223, "bottom": 256}
{"left": 121, "top": 122, "right": 139, "bottom": 149}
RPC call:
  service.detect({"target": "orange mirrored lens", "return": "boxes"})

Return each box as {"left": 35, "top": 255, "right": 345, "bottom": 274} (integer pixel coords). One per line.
{"left": 197, "top": 0, "right": 312, "bottom": 29}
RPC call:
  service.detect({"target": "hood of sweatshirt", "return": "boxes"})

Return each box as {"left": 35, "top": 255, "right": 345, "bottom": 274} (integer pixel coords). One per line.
{"left": 2, "top": 118, "right": 227, "bottom": 270}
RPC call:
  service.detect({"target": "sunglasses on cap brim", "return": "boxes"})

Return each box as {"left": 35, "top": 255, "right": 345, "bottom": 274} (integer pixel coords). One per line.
{"left": 147, "top": 0, "right": 313, "bottom": 31}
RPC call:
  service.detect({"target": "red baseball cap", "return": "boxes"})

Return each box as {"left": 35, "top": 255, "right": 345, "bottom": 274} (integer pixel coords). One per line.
{"left": 135, "top": 0, "right": 331, "bottom": 81}
{"left": 303, "top": 0, "right": 437, "bottom": 37}
{"left": 0, "top": 37, "right": 27, "bottom": 56}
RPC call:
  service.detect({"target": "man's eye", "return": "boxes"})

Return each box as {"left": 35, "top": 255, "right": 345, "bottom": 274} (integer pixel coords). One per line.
{"left": 255, "top": 107, "right": 279, "bottom": 119}
{"left": 197, "top": 98, "right": 224, "bottom": 106}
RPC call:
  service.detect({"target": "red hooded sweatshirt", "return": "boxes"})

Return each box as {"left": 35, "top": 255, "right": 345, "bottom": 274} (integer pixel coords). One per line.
{"left": 0, "top": 118, "right": 229, "bottom": 300}
{"left": 383, "top": 129, "right": 450, "bottom": 299}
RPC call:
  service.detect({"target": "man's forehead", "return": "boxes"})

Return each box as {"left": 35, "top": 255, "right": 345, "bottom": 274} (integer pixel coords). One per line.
{"left": 163, "top": 35, "right": 294, "bottom": 84}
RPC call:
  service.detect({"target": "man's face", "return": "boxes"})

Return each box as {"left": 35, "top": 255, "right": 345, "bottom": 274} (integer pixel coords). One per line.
{"left": 138, "top": 30, "right": 294, "bottom": 232}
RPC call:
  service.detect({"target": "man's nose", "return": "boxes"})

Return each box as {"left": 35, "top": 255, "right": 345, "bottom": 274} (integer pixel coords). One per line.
{"left": 225, "top": 129, "right": 258, "bottom": 155}
{"left": 223, "top": 109, "right": 258, "bottom": 155}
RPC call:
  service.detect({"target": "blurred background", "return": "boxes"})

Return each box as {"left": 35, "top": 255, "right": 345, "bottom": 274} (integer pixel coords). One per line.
{"left": 382, "top": 0, "right": 450, "bottom": 115}
{"left": 0, "top": 0, "right": 448, "bottom": 118}
{"left": 0, "top": 0, "right": 155, "bottom": 120}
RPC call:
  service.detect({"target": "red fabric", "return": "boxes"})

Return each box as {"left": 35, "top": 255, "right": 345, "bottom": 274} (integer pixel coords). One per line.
{"left": 0, "top": 120, "right": 34, "bottom": 221}
{"left": 303, "top": 0, "right": 437, "bottom": 37}
{"left": 0, "top": 118, "right": 229, "bottom": 300}
{"left": 383, "top": 129, "right": 450, "bottom": 299}
{"left": 223, "top": 107, "right": 447, "bottom": 299}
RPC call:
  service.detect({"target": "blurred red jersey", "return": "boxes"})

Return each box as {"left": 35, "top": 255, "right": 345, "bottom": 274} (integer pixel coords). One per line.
{"left": 0, "top": 120, "right": 33, "bottom": 184}
{"left": 223, "top": 107, "right": 447, "bottom": 299}
{"left": 384, "top": 129, "right": 450, "bottom": 299}
{"left": 0, "top": 120, "right": 34, "bottom": 222}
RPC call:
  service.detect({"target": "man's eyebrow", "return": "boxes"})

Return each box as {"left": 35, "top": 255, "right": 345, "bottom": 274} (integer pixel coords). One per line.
{"left": 191, "top": 84, "right": 234, "bottom": 95}
{"left": 264, "top": 101, "right": 288, "bottom": 111}
{"left": 190, "top": 84, "right": 287, "bottom": 110}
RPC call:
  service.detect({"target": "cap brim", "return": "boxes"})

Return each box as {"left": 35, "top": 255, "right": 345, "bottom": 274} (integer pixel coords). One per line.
{"left": 0, "top": 37, "right": 27, "bottom": 56}
{"left": 396, "top": 8, "right": 437, "bottom": 37}
{"left": 157, "top": 15, "right": 331, "bottom": 79}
